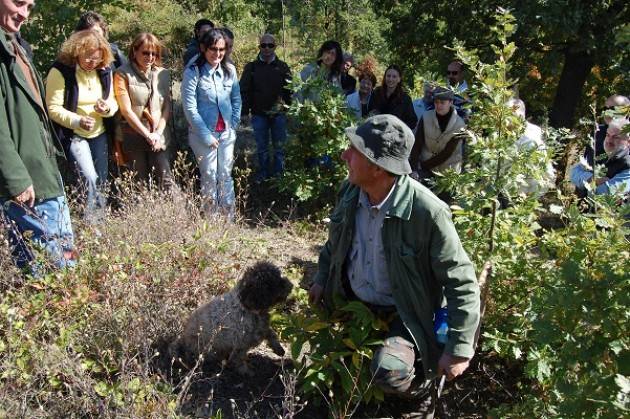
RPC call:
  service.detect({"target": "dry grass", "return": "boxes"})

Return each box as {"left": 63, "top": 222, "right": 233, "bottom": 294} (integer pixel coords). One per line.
{"left": 0, "top": 167, "right": 325, "bottom": 418}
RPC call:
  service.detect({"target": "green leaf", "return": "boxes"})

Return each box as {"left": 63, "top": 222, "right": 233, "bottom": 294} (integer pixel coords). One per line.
{"left": 342, "top": 338, "right": 357, "bottom": 350}
{"left": 512, "top": 346, "right": 522, "bottom": 359}
{"left": 609, "top": 340, "right": 625, "bottom": 355}
{"left": 304, "top": 321, "right": 329, "bottom": 332}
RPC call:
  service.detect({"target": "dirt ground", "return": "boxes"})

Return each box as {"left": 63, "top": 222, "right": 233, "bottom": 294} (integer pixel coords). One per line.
{"left": 175, "top": 343, "right": 523, "bottom": 418}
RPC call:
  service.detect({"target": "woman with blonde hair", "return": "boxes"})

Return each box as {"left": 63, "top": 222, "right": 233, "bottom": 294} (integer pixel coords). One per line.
{"left": 46, "top": 29, "right": 118, "bottom": 222}
{"left": 114, "top": 32, "right": 173, "bottom": 187}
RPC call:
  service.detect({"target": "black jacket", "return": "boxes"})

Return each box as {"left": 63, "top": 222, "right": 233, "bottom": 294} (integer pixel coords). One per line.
{"left": 240, "top": 56, "right": 292, "bottom": 116}
{"left": 368, "top": 87, "right": 418, "bottom": 129}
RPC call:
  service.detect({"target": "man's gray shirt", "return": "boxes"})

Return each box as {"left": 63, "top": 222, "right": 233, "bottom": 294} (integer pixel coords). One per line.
{"left": 346, "top": 185, "right": 397, "bottom": 306}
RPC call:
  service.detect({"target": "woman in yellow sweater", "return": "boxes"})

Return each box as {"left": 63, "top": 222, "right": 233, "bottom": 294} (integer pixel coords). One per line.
{"left": 46, "top": 30, "right": 118, "bottom": 221}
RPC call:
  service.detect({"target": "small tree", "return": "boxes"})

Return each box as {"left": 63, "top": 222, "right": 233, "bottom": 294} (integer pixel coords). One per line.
{"left": 278, "top": 75, "right": 356, "bottom": 213}
{"left": 437, "top": 9, "right": 630, "bottom": 417}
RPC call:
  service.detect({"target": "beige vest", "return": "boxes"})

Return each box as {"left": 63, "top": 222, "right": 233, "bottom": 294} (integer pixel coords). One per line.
{"left": 116, "top": 63, "right": 171, "bottom": 146}
{"left": 420, "top": 108, "right": 466, "bottom": 172}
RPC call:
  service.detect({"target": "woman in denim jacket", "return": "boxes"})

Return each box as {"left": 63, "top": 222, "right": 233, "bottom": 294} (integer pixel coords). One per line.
{"left": 182, "top": 29, "right": 241, "bottom": 219}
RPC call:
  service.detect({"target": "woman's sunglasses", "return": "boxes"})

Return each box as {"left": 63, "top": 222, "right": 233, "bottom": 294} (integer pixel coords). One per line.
{"left": 259, "top": 43, "right": 276, "bottom": 49}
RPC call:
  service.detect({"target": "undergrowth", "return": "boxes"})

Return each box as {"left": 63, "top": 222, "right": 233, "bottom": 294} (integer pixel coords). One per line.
{"left": 0, "top": 167, "right": 325, "bottom": 418}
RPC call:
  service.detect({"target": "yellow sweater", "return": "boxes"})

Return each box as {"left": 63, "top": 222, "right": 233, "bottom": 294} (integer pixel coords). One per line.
{"left": 45, "top": 66, "right": 118, "bottom": 139}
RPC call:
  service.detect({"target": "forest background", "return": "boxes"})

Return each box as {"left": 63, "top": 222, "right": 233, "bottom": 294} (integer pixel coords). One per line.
{"left": 25, "top": 0, "right": 629, "bottom": 130}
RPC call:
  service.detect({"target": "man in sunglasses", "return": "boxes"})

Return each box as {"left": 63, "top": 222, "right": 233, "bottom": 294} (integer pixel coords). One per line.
{"left": 446, "top": 61, "right": 467, "bottom": 93}
{"left": 446, "top": 60, "right": 471, "bottom": 120}
{"left": 240, "top": 34, "right": 292, "bottom": 182}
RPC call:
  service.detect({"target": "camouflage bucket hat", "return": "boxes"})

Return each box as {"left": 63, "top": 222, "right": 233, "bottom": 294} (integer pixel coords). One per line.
{"left": 344, "top": 114, "right": 414, "bottom": 175}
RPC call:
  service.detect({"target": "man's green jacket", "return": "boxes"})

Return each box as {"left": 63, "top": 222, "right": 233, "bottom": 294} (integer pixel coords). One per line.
{"left": 0, "top": 30, "right": 63, "bottom": 200}
{"left": 314, "top": 175, "right": 480, "bottom": 379}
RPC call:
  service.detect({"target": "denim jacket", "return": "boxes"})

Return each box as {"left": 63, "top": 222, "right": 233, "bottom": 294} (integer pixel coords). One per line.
{"left": 182, "top": 61, "right": 241, "bottom": 147}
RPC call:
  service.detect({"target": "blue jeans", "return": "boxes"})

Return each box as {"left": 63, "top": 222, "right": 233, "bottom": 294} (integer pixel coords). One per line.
{"left": 68, "top": 132, "right": 108, "bottom": 220}
{"left": 251, "top": 114, "right": 287, "bottom": 179}
{"left": 1, "top": 195, "right": 76, "bottom": 273}
{"left": 189, "top": 128, "right": 237, "bottom": 219}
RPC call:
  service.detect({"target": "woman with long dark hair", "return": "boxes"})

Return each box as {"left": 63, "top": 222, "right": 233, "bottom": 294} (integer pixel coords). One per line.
{"left": 300, "top": 40, "right": 343, "bottom": 89}
{"left": 182, "top": 29, "right": 241, "bottom": 219}
{"left": 368, "top": 64, "right": 417, "bottom": 129}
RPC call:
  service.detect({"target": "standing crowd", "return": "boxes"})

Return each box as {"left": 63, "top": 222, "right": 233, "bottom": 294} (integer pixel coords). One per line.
{"left": 1, "top": 2, "right": 628, "bottom": 418}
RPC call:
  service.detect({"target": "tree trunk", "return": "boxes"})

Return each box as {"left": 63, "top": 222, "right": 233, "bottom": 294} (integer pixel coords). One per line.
{"left": 549, "top": 48, "right": 594, "bottom": 128}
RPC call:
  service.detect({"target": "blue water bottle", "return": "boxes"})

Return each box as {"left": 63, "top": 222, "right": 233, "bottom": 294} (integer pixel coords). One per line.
{"left": 434, "top": 307, "right": 449, "bottom": 345}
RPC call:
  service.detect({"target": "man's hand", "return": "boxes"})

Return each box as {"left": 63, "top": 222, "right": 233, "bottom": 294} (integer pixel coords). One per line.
{"left": 308, "top": 283, "right": 324, "bottom": 306}
{"left": 14, "top": 185, "right": 35, "bottom": 207}
{"left": 209, "top": 136, "right": 219, "bottom": 149}
{"left": 437, "top": 353, "right": 470, "bottom": 381}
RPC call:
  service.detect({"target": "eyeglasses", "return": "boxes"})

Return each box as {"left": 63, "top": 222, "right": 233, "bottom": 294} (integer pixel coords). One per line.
{"left": 81, "top": 56, "right": 102, "bottom": 64}
{"left": 259, "top": 43, "right": 276, "bottom": 49}
{"left": 446, "top": 71, "right": 459, "bottom": 75}
{"left": 207, "top": 47, "right": 227, "bottom": 53}
{"left": 141, "top": 51, "right": 158, "bottom": 57}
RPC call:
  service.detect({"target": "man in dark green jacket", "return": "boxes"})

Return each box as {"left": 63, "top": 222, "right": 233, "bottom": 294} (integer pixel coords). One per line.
{"left": 0, "top": 0, "right": 75, "bottom": 273}
{"left": 309, "top": 114, "right": 480, "bottom": 417}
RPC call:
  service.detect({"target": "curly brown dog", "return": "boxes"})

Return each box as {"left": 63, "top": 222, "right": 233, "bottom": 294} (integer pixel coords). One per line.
{"left": 171, "top": 261, "right": 293, "bottom": 375}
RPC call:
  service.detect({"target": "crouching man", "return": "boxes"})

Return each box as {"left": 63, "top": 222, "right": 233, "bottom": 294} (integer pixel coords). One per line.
{"left": 309, "top": 115, "right": 480, "bottom": 417}
{"left": 0, "top": 0, "right": 76, "bottom": 274}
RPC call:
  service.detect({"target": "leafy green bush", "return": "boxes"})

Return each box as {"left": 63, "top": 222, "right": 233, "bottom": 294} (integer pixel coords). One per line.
{"left": 278, "top": 75, "right": 355, "bottom": 212}
{"left": 522, "top": 201, "right": 628, "bottom": 417}
{"left": 278, "top": 293, "right": 386, "bottom": 417}
{"left": 436, "top": 10, "right": 630, "bottom": 417}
